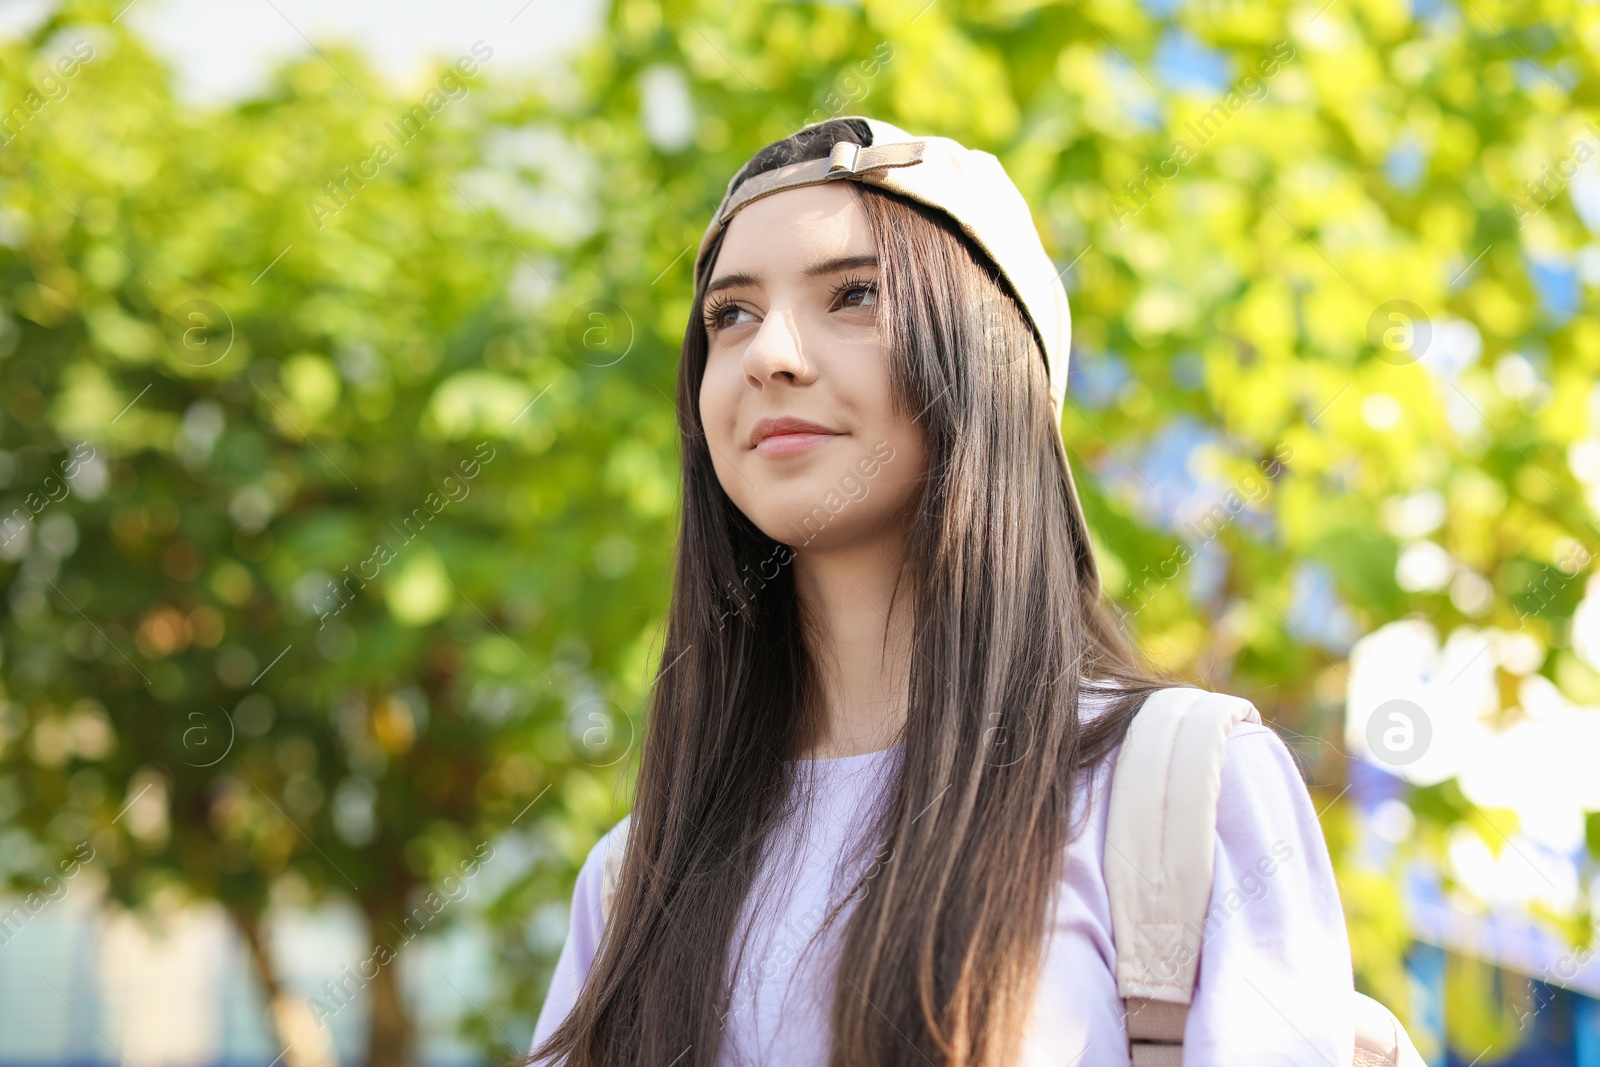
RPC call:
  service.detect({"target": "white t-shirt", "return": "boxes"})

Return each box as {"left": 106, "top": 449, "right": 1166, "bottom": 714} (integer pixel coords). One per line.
{"left": 531, "top": 710, "right": 1355, "bottom": 1065}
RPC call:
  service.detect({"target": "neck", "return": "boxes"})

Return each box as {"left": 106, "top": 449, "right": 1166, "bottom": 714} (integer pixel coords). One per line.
{"left": 791, "top": 530, "right": 915, "bottom": 760}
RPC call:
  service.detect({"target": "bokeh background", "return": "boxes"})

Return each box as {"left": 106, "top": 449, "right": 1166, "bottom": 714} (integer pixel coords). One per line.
{"left": 1, "top": 0, "right": 1598, "bottom": 1063}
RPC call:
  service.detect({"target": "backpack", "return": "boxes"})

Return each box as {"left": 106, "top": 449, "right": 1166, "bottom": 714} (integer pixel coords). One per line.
{"left": 596, "top": 686, "right": 1425, "bottom": 1066}
{"left": 1106, "top": 687, "right": 1425, "bottom": 1067}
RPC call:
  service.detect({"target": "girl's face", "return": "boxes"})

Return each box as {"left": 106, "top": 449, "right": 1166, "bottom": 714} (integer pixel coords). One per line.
{"left": 697, "top": 183, "right": 928, "bottom": 551}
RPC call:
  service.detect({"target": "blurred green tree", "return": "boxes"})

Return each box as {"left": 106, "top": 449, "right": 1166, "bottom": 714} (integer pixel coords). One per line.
{"left": 0, "top": 6, "right": 670, "bottom": 1063}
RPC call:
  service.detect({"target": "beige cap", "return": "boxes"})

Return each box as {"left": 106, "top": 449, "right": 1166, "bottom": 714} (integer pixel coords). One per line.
{"left": 694, "top": 116, "right": 1072, "bottom": 418}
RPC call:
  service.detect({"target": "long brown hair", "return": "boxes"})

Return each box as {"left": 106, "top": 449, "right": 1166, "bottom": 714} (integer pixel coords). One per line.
{"left": 529, "top": 118, "right": 1175, "bottom": 1067}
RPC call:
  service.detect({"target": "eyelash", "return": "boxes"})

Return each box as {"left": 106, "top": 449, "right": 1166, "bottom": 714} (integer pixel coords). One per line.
{"left": 700, "top": 293, "right": 741, "bottom": 334}
{"left": 702, "top": 275, "right": 879, "bottom": 334}
{"left": 830, "top": 274, "right": 878, "bottom": 309}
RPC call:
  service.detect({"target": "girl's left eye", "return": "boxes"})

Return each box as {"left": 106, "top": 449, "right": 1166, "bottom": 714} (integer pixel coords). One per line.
{"left": 831, "top": 276, "right": 878, "bottom": 310}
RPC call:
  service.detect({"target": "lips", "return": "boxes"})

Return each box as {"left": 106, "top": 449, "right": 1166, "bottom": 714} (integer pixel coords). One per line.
{"left": 749, "top": 416, "right": 842, "bottom": 458}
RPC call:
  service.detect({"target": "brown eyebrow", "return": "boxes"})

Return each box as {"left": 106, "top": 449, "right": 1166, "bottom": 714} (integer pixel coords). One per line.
{"left": 704, "top": 254, "right": 879, "bottom": 299}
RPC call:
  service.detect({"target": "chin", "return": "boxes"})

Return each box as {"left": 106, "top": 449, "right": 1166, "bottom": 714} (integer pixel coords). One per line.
{"left": 721, "top": 437, "right": 920, "bottom": 549}
{"left": 742, "top": 494, "right": 872, "bottom": 550}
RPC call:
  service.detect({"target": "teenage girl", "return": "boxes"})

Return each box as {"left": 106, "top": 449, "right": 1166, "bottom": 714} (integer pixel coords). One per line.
{"left": 526, "top": 116, "right": 1354, "bottom": 1067}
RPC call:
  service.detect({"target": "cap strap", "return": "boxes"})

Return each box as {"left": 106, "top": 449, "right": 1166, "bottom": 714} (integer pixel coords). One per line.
{"left": 713, "top": 139, "right": 926, "bottom": 231}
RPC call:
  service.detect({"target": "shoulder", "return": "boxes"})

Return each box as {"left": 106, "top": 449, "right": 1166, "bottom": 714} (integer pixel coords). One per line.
{"left": 529, "top": 812, "right": 636, "bottom": 1052}
{"left": 1217, "top": 716, "right": 1316, "bottom": 810}
{"left": 593, "top": 812, "right": 632, "bottom": 862}
{"left": 1089, "top": 683, "right": 1278, "bottom": 774}
{"left": 1096, "top": 686, "right": 1321, "bottom": 865}
{"left": 1162, "top": 689, "right": 1319, "bottom": 821}
{"left": 565, "top": 814, "right": 633, "bottom": 933}
{"left": 585, "top": 814, "right": 632, "bottom": 893}
{"left": 1200, "top": 700, "right": 1344, "bottom": 934}
{"left": 595, "top": 813, "right": 632, "bottom": 905}
{"left": 1186, "top": 709, "right": 1356, "bottom": 1059}
{"left": 1219, "top": 713, "right": 1293, "bottom": 754}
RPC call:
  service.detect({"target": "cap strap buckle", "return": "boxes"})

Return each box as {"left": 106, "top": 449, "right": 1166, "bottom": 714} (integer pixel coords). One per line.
{"left": 711, "top": 139, "right": 927, "bottom": 231}
{"left": 826, "top": 141, "right": 863, "bottom": 175}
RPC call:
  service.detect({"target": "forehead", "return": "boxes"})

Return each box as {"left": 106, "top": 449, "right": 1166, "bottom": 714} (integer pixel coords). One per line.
{"left": 711, "top": 182, "right": 876, "bottom": 276}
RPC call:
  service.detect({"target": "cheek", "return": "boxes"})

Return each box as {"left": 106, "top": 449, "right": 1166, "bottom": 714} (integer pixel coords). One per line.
{"left": 698, "top": 354, "right": 742, "bottom": 440}
{"left": 864, "top": 422, "right": 928, "bottom": 519}
{"left": 697, "top": 355, "right": 747, "bottom": 492}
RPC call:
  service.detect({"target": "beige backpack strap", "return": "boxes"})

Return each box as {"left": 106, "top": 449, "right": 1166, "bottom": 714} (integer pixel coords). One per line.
{"left": 1103, "top": 686, "right": 1261, "bottom": 1066}
{"left": 598, "top": 817, "right": 631, "bottom": 923}
{"left": 1353, "top": 991, "right": 1429, "bottom": 1067}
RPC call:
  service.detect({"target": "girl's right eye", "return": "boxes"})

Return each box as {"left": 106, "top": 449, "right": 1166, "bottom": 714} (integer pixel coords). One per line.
{"left": 703, "top": 295, "right": 753, "bottom": 333}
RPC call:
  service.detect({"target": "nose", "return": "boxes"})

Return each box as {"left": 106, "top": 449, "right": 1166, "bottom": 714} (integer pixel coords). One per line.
{"left": 741, "top": 303, "right": 815, "bottom": 391}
